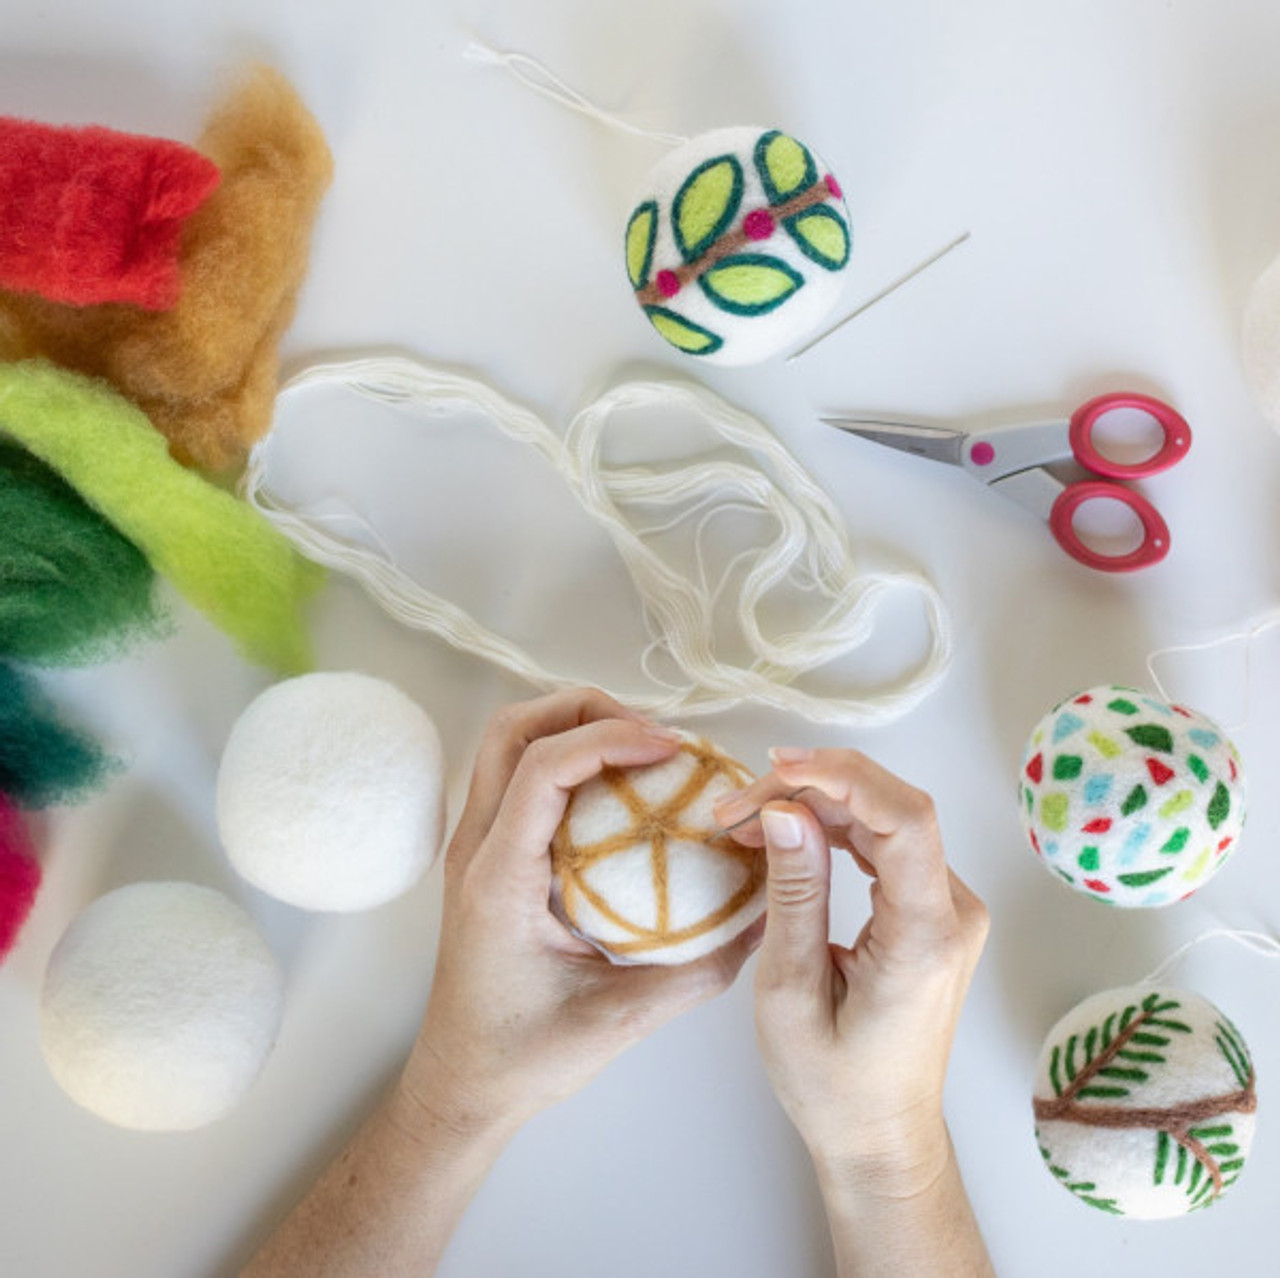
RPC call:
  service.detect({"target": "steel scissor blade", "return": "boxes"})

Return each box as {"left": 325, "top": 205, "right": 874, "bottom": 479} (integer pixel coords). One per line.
{"left": 821, "top": 417, "right": 967, "bottom": 467}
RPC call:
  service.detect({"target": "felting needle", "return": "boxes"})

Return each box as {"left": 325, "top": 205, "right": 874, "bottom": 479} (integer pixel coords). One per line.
{"left": 785, "top": 230, "right": 972, "bottom": 362}
{"left": 712, "top": 786, "right": 818, "bottom": 840}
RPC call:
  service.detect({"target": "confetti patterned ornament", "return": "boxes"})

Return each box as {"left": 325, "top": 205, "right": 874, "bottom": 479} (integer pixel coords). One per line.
{"left": 551, "top": 735, "right": 764, "bottom": 965}
{"left": 625, "top": 127, "right": 851, "bottom": 365}
{"left": 1019, "top": 685, "right": 1244, "bottom": 906}
{"left": 1033, "top": 985, "right": 1256, "bottom": 1218}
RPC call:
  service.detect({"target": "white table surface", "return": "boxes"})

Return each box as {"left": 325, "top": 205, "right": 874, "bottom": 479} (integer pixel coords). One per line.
{"left": 4, "top": 1, "right": 1280, "bottom": 1274}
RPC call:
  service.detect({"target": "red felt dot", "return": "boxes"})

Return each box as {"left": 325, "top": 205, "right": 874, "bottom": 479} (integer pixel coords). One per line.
{"left": 1025, "top": 753, "right": 1044, "bottom": 784}
{"left": 825, "top": 173, "right": 843, "bottom": 200}
{"left": 1029, "top": 829, "right": 1041, "bottom": 855}
{"left": 656, "top": 269, "right": 681, "bottom": 298}
{"left": 1146, "top": 758, "right": 1175, "bottom": 786}
{"left": 1218, "top": 836, "right": 1234, "bottom": 853}
{"left": 1082, "top": 818, "right": 1113, "bottom": 834}
{"left": 1074, "top": 695, "right": 1093, "bottom": 704}
{"left": 1083, "top": 878, "right": 1111, "bottom": 894}
{"left": 1229, "top": 757, "right": 1238, "bottom": 781}
{"left": 743, "top": 209, "right": 775, "bottom": 240}
{"left": 1172, "top": 705, "right": 1193, "bottom": 718}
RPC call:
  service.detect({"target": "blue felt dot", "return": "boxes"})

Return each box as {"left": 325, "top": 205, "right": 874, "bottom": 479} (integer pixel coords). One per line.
{"left": 1143, "top": 698, "right": 1175, "bottom": 718}
{"left": 1053, "top": 712, "right": 1085, "bottom": 743}
{"left": 1119, "top": 822, "right": 1153, "bottom": 865}
{"left": 1189, "top": 729, "right": 1221, "bottom": 750}
{"left": 1084, "top": 775, "right": 1113, "bottom": 805}
{"left": 1141, "top": 889, "right": 1172, "bottom": 907}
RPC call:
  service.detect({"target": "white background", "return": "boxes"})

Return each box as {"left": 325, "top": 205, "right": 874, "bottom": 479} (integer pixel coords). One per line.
{"left": 3, "top": 1, "right": 1280, "bottom": 1275}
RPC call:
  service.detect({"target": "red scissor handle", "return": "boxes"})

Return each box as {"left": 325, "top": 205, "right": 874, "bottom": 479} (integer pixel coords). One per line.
{"left": 1069, "top": 392, "right": 1192, "bottom": 479}
{"left": 1049, "top": 481, "right": 1172, "bottom": 572}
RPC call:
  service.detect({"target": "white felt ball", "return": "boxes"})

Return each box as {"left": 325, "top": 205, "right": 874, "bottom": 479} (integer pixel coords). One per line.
{"left": 216, "top": 672, "right": 445, "bottom": 911}
{"left": 551, "top": 734, "right": 764, "bottom": 965}
{"left": 624, "top": 126, "right": 852, "bottom": 366}
{"left": 40, "top": 882, "right": 284, "bottom": 1131}
{"left": 1019, "top": 684, "right": 1245, "bottom": 907}
{"left": 1033, "top": 985, "right": 1256, "bottom": 1218}
{"left": 1242, "top": 248, "right": 1280, "bottom": 430}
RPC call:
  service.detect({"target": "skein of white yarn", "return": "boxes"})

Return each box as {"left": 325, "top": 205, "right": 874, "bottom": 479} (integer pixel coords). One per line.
{"left": 243, "top": 355, "right": 953, "bottom": 726}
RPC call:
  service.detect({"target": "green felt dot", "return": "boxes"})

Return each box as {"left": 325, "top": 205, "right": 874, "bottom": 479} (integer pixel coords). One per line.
{"left": 1158, "top": 790, "right": 1193, "bottom": 820}
{"left": 1077, "top": 846, "right": 1100, "bottom": 872}
{"left": 1187, "top": 754, "right": 1209, "bottom": 784}
{"left": 1042, "top": 793, "right": 1069, "bottom": 833}
{"left": 1107, "top": 698, "right": 1139, "bottom": 715}
{"left": 1126, "top": 724, "right": 1173, "bottom": 753}
{"left": 1207, "top": 782, "right": 1230, "bottom": 831}
{"left": 1160, "top": 828, "right": 1190, "bottom": 854}
{"left": 1118, "top": 866, "right": 1173, "bottom": 888}
{"left": 1053, "top": 754, "right": 1083, "bottom": 781}
{"left": 1121, "top": 785, "right": 1148, "bottom": 816}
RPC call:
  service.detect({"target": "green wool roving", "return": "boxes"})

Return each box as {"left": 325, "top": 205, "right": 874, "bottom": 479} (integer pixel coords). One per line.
{"left": 0, "top": 361, "right": 323, "bottom": 673}
{"left": 0, "top": 440, "right": 168, "bottom": 665}
{"left": 0, "top": 663, "right": 116, "bottom": 807}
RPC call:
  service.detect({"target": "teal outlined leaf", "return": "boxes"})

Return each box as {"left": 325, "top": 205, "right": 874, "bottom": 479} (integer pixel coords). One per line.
{"left": 625, "top": 201, "right": 657, "bottom": 289}
{"left": 784, "top": 205, "right": 850, "bottom": 270}
{"left": 673, "top": 154, "right": 743, "bottom": 262}
{"left": 754, "top": 130, "right": 818, "bottom": 205}
{"left": 699, "top": 253, "right": 803, "bottom": 315}
{"left": 643, "top": 305, "right": 723, "bottom": 356}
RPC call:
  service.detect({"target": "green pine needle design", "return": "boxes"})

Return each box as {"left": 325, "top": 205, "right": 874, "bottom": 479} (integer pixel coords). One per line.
{"left": 1038, "top": 1144, "right": 1124, "bottom": 1215}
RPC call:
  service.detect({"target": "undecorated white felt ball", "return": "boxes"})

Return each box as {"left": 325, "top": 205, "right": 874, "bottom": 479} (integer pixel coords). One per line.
{"left": 624, "top": 126, "right": 852, "bottom": 365}
{"left": 40, "top": 882, "right": 284, "bottom": 1131}
{"left": 1242, "top": 248, "right": 1280, "bottom": 430}
{"left": 1019, "top": 685, "right": 1244, "bottom": 907}
{"left": 217, "top": 672, "right": 445, "bottom": 911}
{"left": 1033, "top": 985, "right": 1256, "bottom": 1218}
{"left": 551, "top": 734, "right": 764, "bottom": 965}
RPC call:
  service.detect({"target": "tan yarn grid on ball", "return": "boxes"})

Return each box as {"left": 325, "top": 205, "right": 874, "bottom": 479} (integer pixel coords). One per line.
{"left": 552, "top": 740, "right": 763, "bottom": 957}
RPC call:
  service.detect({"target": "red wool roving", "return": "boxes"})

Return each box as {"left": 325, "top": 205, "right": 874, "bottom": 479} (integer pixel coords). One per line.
{"left": 0, "top": 794, "right": 41, "bottom": 959}
{"left": 0, "top": 117, "right": 220, "bottom": 310}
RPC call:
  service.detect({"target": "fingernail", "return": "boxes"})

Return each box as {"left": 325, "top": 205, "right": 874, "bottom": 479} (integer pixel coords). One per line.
{"left": 713, "top": 787, "right": 748, "bottom": 813}
{"left": 762, "top": 808, "right": 805, "bottom": 849}
{"left": 647, "top": 725, "right": 683, "bottom": 743}
{"left": 769, "top": 746, "right": 812, "bottom": 767}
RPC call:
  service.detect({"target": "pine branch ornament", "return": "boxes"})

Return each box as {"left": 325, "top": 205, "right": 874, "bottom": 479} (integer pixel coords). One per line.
{"left": 1033, "top": 985, "right": 1257, "bottom": 1218}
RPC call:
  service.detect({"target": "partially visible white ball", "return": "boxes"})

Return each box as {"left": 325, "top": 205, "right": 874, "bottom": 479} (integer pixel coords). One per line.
{"left": 1243, "top": 248, "right": 1280, "bottom": 430}
{"left": 216, "top": 672, "right": 445, "bottom": 911}
{"left": 1033, "top": 985, "right": 1256, "bottom": 1219}
{"left": 40, "top": 882, "right": 284, "bottom": 1131}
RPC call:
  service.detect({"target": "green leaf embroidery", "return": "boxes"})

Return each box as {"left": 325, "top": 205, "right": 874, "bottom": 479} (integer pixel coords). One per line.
{"left": 1215, "top": 1017, "right": 1252, "bottom": 1089}
{"left": 784, "top": 205, "right": 850, "bottom": 270}
{"left": 1127, "top": 724, "right": 1174, "bottom": 752}
{"left": 673, "top": 154, "right": 743, "bottom": 262}
{"left": 1038, "top": 1145, "right": 1124, "bottom": 1214}
{"left": 699, "top": 253, "right": 804, "bottom": 315}
{"left": 754, "top": 130, "right": 818, "bottom": 204}
{"left": 625, "top": 201, "right": 657, "bottom": 289}
{"left": 642, "top": 306, "right": 723, "bottom": 356}
{"left": 1207, "top": 782, "right": 1230, "bottom": 830}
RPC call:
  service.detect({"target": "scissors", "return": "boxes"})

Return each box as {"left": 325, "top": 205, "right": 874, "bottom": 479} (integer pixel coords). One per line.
{"left": 822, "top": 392, "right": 1191, "bottom": 572}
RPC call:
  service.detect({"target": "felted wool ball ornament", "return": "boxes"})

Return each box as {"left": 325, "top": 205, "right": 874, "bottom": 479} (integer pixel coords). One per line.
{"left": 39, "top": 882, "right": 284, "bottom": 1130}
{"left": 625, "top": 127, "right": 851, "bottom": 365}
{"left": 1019, "top": 685, "right": 1244, "bottom": 907}
{"left": 1033, "top": 985, "right": 1256, "bottom": 1218}
{"left": 216, "top": 672, "right": 445, "bottom": 911}
{"left": 551, "top": 734, "right": 764, "bottom": 964}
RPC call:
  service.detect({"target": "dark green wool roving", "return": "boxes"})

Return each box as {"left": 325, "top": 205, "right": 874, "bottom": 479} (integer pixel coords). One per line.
{"left": 0, "top": 663, "right": 116, "bottom": 807}
{"left": 0, "top": 440, "right": 167, "bottom": 664}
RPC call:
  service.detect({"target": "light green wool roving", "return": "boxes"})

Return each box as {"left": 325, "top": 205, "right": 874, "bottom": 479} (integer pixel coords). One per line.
{"left": 0, "top": 440, "right": 169, "bottom": 665}
{"left": 0, "top": 361, "right": 322, "bottom": 672}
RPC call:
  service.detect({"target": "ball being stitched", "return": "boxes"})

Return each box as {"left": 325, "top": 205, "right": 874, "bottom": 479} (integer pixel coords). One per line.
{"left": 1019, "top": 685, "right": 1244, "bottom": 907}
{"left": 551, "top": 734, "right": 764, "bottom": 965}
{"left": 625, "top": 127, "right": 851, "bottom": 366}
{"left": 1033, "top": 984, "right": 1256, "bottom": 1218}
{"left": 216, "top": 671, "right": 445, "bottom": 911}
{"left": 39, "top": 882, "right": 284, "bottom": 1131}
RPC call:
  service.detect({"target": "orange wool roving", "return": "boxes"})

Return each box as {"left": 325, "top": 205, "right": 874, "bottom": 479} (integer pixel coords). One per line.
{"left": 0, "top": 66, "right": 333, "bottom": 474}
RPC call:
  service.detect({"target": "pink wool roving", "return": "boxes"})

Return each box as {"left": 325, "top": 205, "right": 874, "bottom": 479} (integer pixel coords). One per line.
{"left": 0, "top": 794, "right": 41, "bottom": 959}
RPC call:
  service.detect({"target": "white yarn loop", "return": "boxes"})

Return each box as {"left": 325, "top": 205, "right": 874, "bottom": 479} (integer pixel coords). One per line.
{"left": 462, "top": 40, "right": 688, "bottom": 147}
{"left": 1146, "top": 608, "right": 1280, "bottom": 732}
{"left": 1138, "top": 927, "right": 1280, "bottom": 987}
{"left": 243, "top": 354, "right": 954, "bottom": 725}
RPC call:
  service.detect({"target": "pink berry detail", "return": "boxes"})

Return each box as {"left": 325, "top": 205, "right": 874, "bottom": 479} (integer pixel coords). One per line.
{"left": 656, "top": 269, "right": 681, "bottom": 298}
{"left": 743, "top": 209, "right": 775, "bottom": 240}
{"left": 825, "top": 173, "right": 843, "bottom": 199}
{"left": 970, "top": 442, "right": 996, "bottom": 466}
